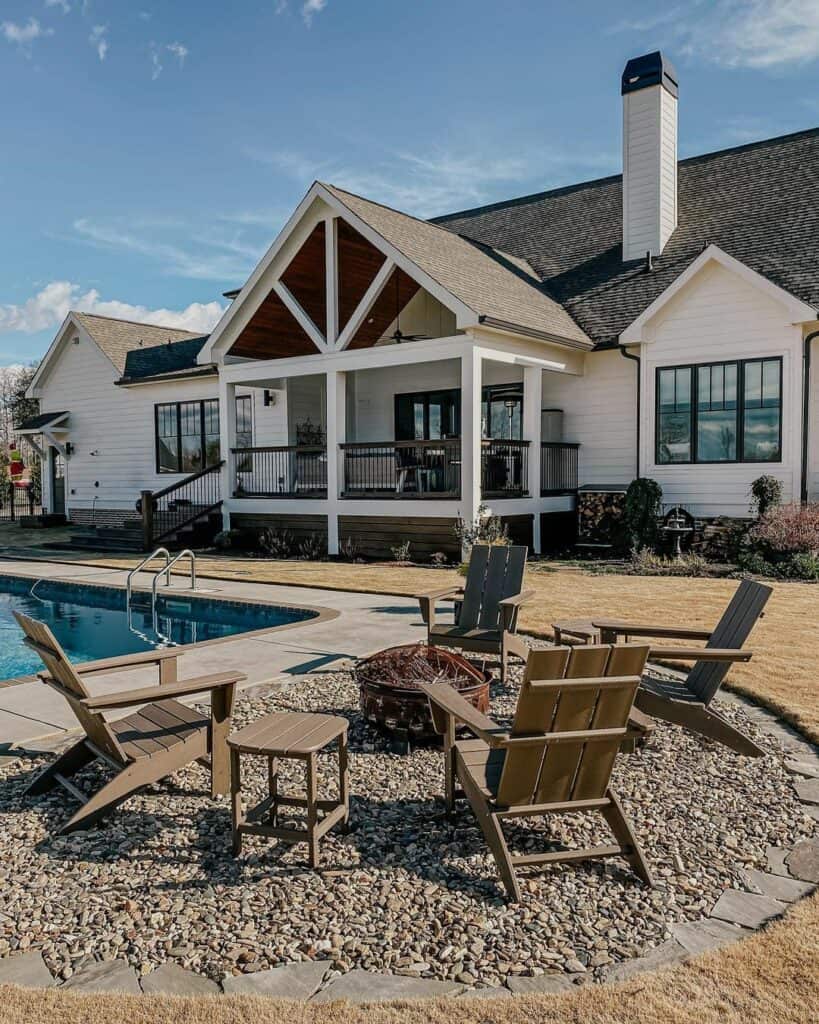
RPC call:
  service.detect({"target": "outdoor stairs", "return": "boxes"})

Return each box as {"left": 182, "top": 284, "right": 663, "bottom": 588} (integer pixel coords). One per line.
{"left": 51, "top": 510, "right": 223, "bottom": 554}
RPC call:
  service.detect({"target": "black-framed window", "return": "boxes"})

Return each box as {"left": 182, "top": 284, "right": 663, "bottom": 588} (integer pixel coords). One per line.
{"left": 395, "top": 389, "right": 460, "bottom": 440}
{"left": 656, "top": 357, "right": 782, "bottom": 465}
{"left": 155, "top": 396, "right": 252, "bottom": 473}
{"left": 481, "top": 383, "right": 523, "bottom": 440}
{"left": 235, "top": 395, "right": 253, "bottom": 471}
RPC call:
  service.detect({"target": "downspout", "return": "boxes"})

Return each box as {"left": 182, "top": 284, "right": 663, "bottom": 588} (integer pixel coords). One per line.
{"left": 619, "top": 345, "right": 641, "bottom": 479}
{"left": 801, "top": 329, "right": 819, "bottom": 505}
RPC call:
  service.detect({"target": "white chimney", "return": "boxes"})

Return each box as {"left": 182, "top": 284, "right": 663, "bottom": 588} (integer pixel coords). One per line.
{"left": 621, "top": 51, "right": 678, "bottom": 262}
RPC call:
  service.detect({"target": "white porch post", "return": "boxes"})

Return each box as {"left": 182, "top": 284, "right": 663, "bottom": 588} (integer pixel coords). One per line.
{"left": 325, "top": 369, "right": 346, "bottom": 554}
{"left": 523, "top": 364, "right": 543, "bottom": 553}
{"left": 219, "top": 379, "right": 237, "bottom": 530}
{"left": 325, "top": 215, "right": 338, "bottom": 347}
{"left": 460, "top": 347, "right": 483, "bottom": 531}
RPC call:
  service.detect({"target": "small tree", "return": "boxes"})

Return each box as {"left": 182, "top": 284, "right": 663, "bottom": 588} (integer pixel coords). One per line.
{"left": 750, "top": 475, "right": 783, "bottom": 519}
{"left": 623, "top": 478, "right": 663, "bottom": 552}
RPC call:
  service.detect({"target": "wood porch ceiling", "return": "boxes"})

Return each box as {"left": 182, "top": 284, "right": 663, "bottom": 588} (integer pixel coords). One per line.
{"left": 228, "top": 218, "right": 422, "bottom": 360}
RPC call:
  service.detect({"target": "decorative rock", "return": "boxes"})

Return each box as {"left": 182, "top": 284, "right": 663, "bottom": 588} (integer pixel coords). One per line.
{"left": 605, "top": 941, "right": 688, "bottom": 982}
{"left": 794, "top": 779, "right": 819, "bottom": 805}
{"left": 765, "top": 846, "right": 792, "bottom": 877}
{"left": 710, "top": 889, "right": 785, "bottom": 929}
{"left": 0, "top": 952, "right": 55, "bottom": 989}
{"left": 740, "top": 868, "right": 815, "bottom": 904}
{"left": 506, "top": 974, "right": 575, "bottom": 995}
{"left": 63, "top": 960, "right": 142, "bottom": 995}
{"left": 672, "top": 919, "right": 747, "bottom": 956}
{"left": 786, "top": 840, "right": 819, "bottom": 883}
{"left": 784, "top": 758, "right": 819, "bottom": 779}
{"left": 141, "top": 963, "right": 221, "bottom": 997}
{"left": 309, "top": 970, "right": 462, "bottom": 1004}
{"left": 222, "top": 961, "right": 329, "bottom": 999}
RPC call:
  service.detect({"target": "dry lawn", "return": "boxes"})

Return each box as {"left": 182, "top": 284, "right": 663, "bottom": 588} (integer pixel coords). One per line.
{"left": 2, "top": 553, "right": 816, "bottom": 1024}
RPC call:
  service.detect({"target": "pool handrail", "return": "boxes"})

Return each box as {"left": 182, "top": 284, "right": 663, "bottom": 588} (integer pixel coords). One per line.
{"left": 151, "top": 548, "right": 196, "bottom": 604}
{"left": 126, "top": 547, "right": 171, "bottom": 607}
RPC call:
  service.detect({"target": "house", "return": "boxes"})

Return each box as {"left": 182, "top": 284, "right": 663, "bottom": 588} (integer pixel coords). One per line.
{"left": 21, "top": 51, "right": 819, "bottom": 558}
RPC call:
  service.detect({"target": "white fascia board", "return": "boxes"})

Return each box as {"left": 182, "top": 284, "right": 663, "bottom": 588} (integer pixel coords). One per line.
{"left": 468, "top": 328, "right": 585, "bottom": 375}
{"left": 620, "top": 244, "right": 818, "bottom": 344}
{"left": 220, "top": 334, "right": 472, "bottom": 385}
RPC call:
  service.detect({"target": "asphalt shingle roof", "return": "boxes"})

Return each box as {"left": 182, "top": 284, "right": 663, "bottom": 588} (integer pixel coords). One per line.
{"left": 73, "top": 312, "right": 209, "bottom": 378}
{"left": 322, "top": 183, "right": 592, "bottom": 346}
{"left": 432, "top": 127, "right": 819, "bottom": 346}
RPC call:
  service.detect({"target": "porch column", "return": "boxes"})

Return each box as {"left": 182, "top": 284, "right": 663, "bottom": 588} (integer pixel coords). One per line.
{"left": 460, "top": 347, "right": 483, "bottom": 530}
{"left": 325, "top": 369, "right": 346, "bottom": 555}
{"left": 218, "top": 379, "right": 237, "bottom": 530}
{"left": 523, "top": 364, "right": 543, "bottom": 553}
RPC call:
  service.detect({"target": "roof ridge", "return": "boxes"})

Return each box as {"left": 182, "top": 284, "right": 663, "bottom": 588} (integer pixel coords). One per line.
{"left": 73, "top": 310, "right": 203, "bottom": 336}
{"left": 432, "top": 125, "right": 819, "bottom": 224}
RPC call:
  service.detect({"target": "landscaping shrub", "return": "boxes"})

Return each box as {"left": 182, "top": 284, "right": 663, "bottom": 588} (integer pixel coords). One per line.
{"left": 631, "top": 546, "right": 709, "bottom": 577}
{"left": 623, "top": 477, "right": 663, "bottom": 552}
{"left": 454, "top": 503, "right": 509, "bottom": 554}
{"left": 298, "top": 533, "right": 326, "bottom": 560}
{"left": 339, "top": 536, "right": 362, "bottom": 562}
{"left": 259, "top": 527, "right": 295, "bottom": 559}
{"left": 429, "top": 551, "right": 448, "bottom": 567}
{"left": 391, "top": 540, "right": 412, "bottom": 564}
{"left": 750, "top": 474, "right": 783, "bottom": 518}
{"left": 749, "top": 502, "right": 819, "bottom": 555}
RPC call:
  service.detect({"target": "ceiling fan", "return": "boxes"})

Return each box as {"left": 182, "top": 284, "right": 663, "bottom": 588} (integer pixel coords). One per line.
{"left": 389, "top": 272, "right": 428, "bottom": 343}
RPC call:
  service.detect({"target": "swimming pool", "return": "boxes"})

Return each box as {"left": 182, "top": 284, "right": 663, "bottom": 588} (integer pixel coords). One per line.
{"left": 0, "top": 574, "right": 316, "bottom": 680}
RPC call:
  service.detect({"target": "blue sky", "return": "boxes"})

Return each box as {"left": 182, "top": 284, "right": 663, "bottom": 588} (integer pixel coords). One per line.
{"left": 2, "top": 0, "right": 818, "bottom": 365}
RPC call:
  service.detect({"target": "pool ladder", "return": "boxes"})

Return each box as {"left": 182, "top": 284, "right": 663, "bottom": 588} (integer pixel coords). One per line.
{"left": 126, "top": 547, "right": 197, "bottom": 642}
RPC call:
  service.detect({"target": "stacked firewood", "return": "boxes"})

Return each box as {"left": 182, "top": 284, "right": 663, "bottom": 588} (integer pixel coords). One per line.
{"left": 577, "top": 489, "right": 627, "bottom": 545}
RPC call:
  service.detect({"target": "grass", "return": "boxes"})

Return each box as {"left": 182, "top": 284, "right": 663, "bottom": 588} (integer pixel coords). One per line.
{"left": 1, "top": 548, "right": 817, "bottom": 1023}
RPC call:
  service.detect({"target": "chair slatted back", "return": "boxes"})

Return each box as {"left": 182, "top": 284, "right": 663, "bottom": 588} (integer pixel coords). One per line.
{"left": 495, "top": 644, "right": 649, "bottom": 808}
{"left": 14, "top": 612, "right": 127, "bottom": 763}
{"left": 688, "top": 580, "right": 772, "bottom": 705}
{"left": 459, "top": 545, "right": 527, "bottom": 631}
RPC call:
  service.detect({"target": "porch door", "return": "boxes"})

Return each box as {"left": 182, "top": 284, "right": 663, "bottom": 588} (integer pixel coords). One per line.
{"left": 50, "top": 447, "right": 66, "bottom": 515}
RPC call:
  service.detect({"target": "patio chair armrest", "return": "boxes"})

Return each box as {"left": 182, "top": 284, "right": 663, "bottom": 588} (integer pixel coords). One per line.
{"left": 416, "top": 587, "right": 464, "bottom": 628}
{"left": 75, "top": 646, "right": 182, "bottom": 676}
{"left": 81, "top": 671, "right": 246, "bottom": 710}
{"left": 649, "top": 647, "right": 752, "bottom": 663}
{"left": 499, "top": 589, "right": 535, "bottom": 629}
{"left": 503, "top": 631, "right": 531, "bottom": 663}
{"left": 593, "top": 620, "right": 713, "bottom": 642}
{"left": 420, "top": 681, "right": 507, "bottom": 747}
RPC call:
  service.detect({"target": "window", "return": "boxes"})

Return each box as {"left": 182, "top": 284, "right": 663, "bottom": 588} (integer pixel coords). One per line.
{"left": 395, "top": 390, "right": 460, "bottom": 440}
{"left": 656, "top": 358, "right": 781, "bottom": 465}
{"left": 482, "top": 383, "right": 523, "bottom": 440}
{"left": 155, "top": 396, "right": 252, "bottom": 473}
{"left": 235, "top": 395, "right": 253, "bottom": 472}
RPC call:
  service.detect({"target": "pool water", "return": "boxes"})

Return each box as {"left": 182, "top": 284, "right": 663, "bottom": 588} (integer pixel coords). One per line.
{"left": 0, "top": 575, "right": 314, "bottom": 680}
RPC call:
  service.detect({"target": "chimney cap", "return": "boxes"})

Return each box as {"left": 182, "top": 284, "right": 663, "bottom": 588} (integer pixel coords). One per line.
{"left": 621, "top": 51, "right": 678, "bottom": 98}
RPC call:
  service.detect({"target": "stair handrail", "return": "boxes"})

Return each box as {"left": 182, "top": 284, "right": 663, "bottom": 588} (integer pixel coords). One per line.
{"left": 126, "top": 547, "right": 170, "bottom": 606}
{"left": 140, "top": 461, "right": 223, "bottom": 548}
{"left": 152, "top": 548, "right": 196, "bottom": 603}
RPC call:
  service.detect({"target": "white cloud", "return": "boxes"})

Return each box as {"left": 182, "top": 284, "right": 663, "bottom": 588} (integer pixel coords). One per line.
{"left": 166, "top": 41, "right": 188, "bottom": 66}
{"left": 617, "top": 0, "right": 819, "bottom": 69}
{"left": 246, "top": 144, "right": 616, "bottom": 218}
{"left": 0, "top": 281, "right": 224, "bottom": 336}
{"left": 2, "top": 18, "right": 53, "bottom": 53}
{"left": 45, "top": 0, "right": 72, "bottom": 14}
{"left": 149, "top": 42, "right": 162, "bottom": 79}
{"left": 301, "top": 0, "right": 327, "bottom": 27}
{"left": 89, "top": 24, "right": 107, "bottom": 61}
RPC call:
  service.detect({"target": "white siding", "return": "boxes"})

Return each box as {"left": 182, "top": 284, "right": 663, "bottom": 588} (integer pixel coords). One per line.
{"left": 541, "top": 348, "right": 637, "bottom": 487}
{"left": 35, "top": 334, "right": 286, "bottom": 514}
{"left": 641, "top": 261, "right": 803, "bottom": 517}
{"left": 622, "top": 85, "right": 677, "bottom": 261}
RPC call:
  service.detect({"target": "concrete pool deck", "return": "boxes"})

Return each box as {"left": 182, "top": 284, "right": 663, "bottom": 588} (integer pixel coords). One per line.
{"left": 0, "top": 558, "right": 433, "bottom": 748}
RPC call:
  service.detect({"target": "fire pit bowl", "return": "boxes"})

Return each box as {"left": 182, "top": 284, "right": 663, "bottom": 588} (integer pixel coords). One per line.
{"left": 357, "top": 643, "right": 491, "bottom": 744}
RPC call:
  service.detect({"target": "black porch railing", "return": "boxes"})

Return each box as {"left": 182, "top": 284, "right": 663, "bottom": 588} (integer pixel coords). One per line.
{"left": 341, "top": 440, "right": 461, "bottom": 498}
{"left": 232, "top": 446, "right": 327, "bottom": 498}
{"left": 141, "top": 461, "right": 222, "bottom": 546}
{"left": 540, "top": 441, "right": 580, "bottom": 494}
{"left": 481, "top": 439, "right": 529, "bottom": 497}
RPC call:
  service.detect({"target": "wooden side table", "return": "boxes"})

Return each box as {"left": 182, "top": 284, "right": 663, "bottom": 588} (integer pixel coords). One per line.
{"left": 228, "top": 712, "right": 349, "bottom": 866}
{"left": 552, "top": 619, "right": 601, "bottom": 645}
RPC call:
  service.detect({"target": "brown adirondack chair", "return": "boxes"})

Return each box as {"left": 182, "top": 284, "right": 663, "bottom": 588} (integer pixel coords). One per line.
{"left": 416, "top": 544, "right": 532, "bottom": 682}
{"left": 422, "top": 640, "right": 653, "bottom": 901}
{"left": 15, "top": 612, "right": 245, "bottom": 834}
{"left": 593, "top": 579, "right": 772, "bottom": 757}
